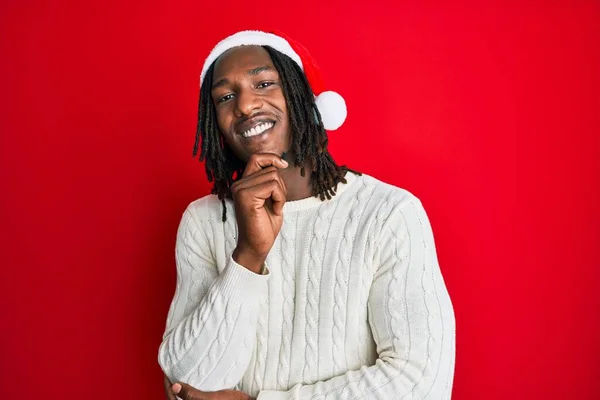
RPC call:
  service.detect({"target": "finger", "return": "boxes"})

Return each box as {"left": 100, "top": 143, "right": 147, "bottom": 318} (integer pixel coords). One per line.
{"left": 242, "top": 153, "right": 288, "bottom": 178}
{"left": 236, "top": 179, "right": 287, "bottom": 206}
{"left": 172, "top": 382, "right": 206, "bottom": 400}
{"left": 270, "top": 182, "right": 287, "bottom": 216}
{"left": 232, "top": 167, "right": 287, "bottom": 197}
{"left": 238, "top": 180, "right": 286, "bottom": 216}
{"left": 233, "top": 166, "right": 278, "bottom": 191}
{"left": 163, "top": 375, "right": 177, "bottom": 400}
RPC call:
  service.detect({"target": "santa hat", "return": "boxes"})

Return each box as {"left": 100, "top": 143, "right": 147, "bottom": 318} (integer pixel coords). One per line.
{"left": 199, "top": 30, "right": 347, "bottom": 131}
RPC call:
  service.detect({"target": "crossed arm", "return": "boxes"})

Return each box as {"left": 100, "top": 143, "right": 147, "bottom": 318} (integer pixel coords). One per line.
{"left": 159, "top": 197, "right": 456, "bottom": 399}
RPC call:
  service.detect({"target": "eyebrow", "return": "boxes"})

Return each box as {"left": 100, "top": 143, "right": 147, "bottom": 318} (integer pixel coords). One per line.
{"left": 211, "top": 65, "right": 276, "bottom": 90}
{"left": 247, "top": 66, "right": 276, "bottom": 76}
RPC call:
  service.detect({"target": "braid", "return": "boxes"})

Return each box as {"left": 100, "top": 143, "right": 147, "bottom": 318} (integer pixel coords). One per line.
{"left": 193, "top": 46, "right": 360, "bottom": 221}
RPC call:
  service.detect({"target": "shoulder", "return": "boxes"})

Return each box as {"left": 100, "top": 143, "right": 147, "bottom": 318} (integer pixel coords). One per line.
{"left": 356, "top": 173, "right": 424, "bottom": 211}
{"left": 351, "top": 173, "right": 433, "bottom": 236}
{"left": 181, "top": 194, "right": 228, "bottom": 225}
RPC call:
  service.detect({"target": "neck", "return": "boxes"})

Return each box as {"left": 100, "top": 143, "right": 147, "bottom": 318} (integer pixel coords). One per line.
{"left": 279, "top": 162, "right": 313, "bottom": 201}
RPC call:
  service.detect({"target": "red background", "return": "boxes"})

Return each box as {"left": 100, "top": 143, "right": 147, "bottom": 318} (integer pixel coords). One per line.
{"left": 1, "top": 1, "right": 599, "bottom": 399}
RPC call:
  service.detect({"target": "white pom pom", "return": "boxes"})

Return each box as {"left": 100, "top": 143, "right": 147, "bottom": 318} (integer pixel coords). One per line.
{"left": 315, "top": 91, "right": 347, "bottom": 131}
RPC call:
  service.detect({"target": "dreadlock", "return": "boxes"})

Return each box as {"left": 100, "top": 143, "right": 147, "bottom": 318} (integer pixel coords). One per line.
{"left": 193, "top": 46, "right": 361, "bottom": 221}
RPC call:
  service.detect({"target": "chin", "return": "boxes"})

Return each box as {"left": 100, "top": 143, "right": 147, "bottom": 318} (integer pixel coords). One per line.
{"left": 244, "top": 146, "right": 285, "bottom": 159}
{"left": 240, "top": 140, "right": 288, "bottom": 159}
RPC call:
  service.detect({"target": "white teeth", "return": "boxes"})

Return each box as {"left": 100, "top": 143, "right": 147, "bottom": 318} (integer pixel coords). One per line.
{"left": 242, "top": 122, "right": 274, "bottom": 138}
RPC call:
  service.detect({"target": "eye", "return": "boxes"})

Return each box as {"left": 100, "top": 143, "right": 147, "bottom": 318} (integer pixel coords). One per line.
{"left": 257, "top": 81, "right": 275, "bottom": 89}
{"left": 218, "top": 93, "right": 234, "bottom": 104}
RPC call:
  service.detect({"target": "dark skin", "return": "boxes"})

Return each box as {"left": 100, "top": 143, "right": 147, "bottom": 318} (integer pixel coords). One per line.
{"left": 212, "top": 45, "right": 313, "bottom": 202}
{"left": 163, "top": 375, "right": 253, "bottom": 400}
{"left": 163, "top": 45, "right": 313, "bottom": 399}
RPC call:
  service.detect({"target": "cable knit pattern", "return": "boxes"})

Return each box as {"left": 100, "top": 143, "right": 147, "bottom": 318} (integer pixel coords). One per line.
{"left": 302, "top": 202, "right": 329, "bottom": 384}
{"left": 252, "top": 283, "right": 269, "bottom": 393}
{"left": 158, "top": 173, "right": 456, "bottom": 399}
{"left": 330, "top": 180, "right": 363, "bottom": 375}
{"left": 277, "top": 217, "right": 296, "bottom": 389}
{"left": 358, "top": 189, "right": 397, "bottom": 366}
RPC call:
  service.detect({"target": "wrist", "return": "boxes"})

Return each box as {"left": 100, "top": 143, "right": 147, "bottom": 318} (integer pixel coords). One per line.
{"left": 232, "top": 246, "right": 267, "bottom": 274}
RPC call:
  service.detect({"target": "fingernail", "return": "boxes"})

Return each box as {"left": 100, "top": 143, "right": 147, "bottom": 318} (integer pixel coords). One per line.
{"left": 281, "top": 159, "right": 289, "bottom": 167}
{"left": 172, "top": 383, "right": 182, "bottom": 394}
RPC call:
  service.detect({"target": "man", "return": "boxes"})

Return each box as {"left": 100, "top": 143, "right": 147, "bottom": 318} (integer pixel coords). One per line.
{"left": 158, "top": 30, "right": 456, "bottom": 400}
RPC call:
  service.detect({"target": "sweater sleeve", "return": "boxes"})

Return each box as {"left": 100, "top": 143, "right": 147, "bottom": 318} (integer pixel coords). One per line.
{"left": 256, "top": 196, "right": 456, "bottom": 400}
{"left": 158, "top": 205, "right": 270, "bottom": 391}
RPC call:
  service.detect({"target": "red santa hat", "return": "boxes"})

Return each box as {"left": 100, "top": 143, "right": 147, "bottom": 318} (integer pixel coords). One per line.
{"left": 199, "top": 30, "right": 347, "bottom": 131}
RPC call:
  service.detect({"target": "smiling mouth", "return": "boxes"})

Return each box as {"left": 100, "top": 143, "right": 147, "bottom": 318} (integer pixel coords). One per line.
{"left": 241, "top": 122, "right": 274, "bottom": 138}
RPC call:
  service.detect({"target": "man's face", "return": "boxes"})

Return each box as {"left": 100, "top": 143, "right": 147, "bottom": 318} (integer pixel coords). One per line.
{"left": 211, "top": 45, "right": 291, "bottom": 162}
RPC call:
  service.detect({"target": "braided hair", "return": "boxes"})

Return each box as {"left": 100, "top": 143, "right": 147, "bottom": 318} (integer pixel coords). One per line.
{"left": 193, "top": 45, "right": 360, "bottom": 221}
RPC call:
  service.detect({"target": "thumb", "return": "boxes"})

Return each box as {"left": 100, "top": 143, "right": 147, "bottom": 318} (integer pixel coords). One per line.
{"left": 242, "top": 153, "right": 289, "bottom": 177}
{"left": 171, "top": 382, "right": 206, "bottom": 400}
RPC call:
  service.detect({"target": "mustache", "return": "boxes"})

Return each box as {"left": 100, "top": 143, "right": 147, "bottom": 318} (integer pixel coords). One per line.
{"left": 234, "top": 112, "right": 276, "bottom": 129}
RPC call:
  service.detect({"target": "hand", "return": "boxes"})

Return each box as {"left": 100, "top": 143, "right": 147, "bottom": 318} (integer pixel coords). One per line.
{"left": 164, "top": 374, "right": 254, "bottom": 400}
{"left": 171, "top": 381, "right": 255, "bottom": 400}
{"left": 164, "top": 374, "right": 177, "bottom": 400}
{"left": 231, "top": 153, "right": 288, "bottom": 273}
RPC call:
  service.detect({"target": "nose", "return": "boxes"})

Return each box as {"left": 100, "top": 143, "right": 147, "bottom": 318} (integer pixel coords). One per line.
{"left": 234, "top": 87, "right": 263, "bottom": 117}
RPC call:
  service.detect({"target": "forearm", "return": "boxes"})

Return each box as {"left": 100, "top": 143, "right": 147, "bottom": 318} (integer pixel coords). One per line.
{"left": 258, "top": 197, "right": 457, "bottom": 399}
{"left": 257, "top": 301, "right": 455, "bottom": 400}
{"left": 159, "top": 257, "right": 268, "bottom": 391}
{"left": 257, "top": 344, "right": 454, "bottom": 400}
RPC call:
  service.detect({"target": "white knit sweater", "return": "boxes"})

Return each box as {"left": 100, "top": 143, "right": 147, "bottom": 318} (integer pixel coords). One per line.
{"left": 158, "top": 172, "right": 456, "bottom": 399}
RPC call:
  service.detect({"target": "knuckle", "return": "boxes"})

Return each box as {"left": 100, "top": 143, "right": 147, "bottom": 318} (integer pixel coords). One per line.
{"left": 236, "top": 188, "right": 251, "bottom": 201}
{"left": 182, "top": 387, "right": 197, "bottom": 400}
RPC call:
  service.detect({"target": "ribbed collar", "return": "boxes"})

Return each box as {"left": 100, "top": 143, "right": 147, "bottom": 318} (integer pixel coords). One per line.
{"left": 283, "top": 171, "right": 359, "bottom": 213}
